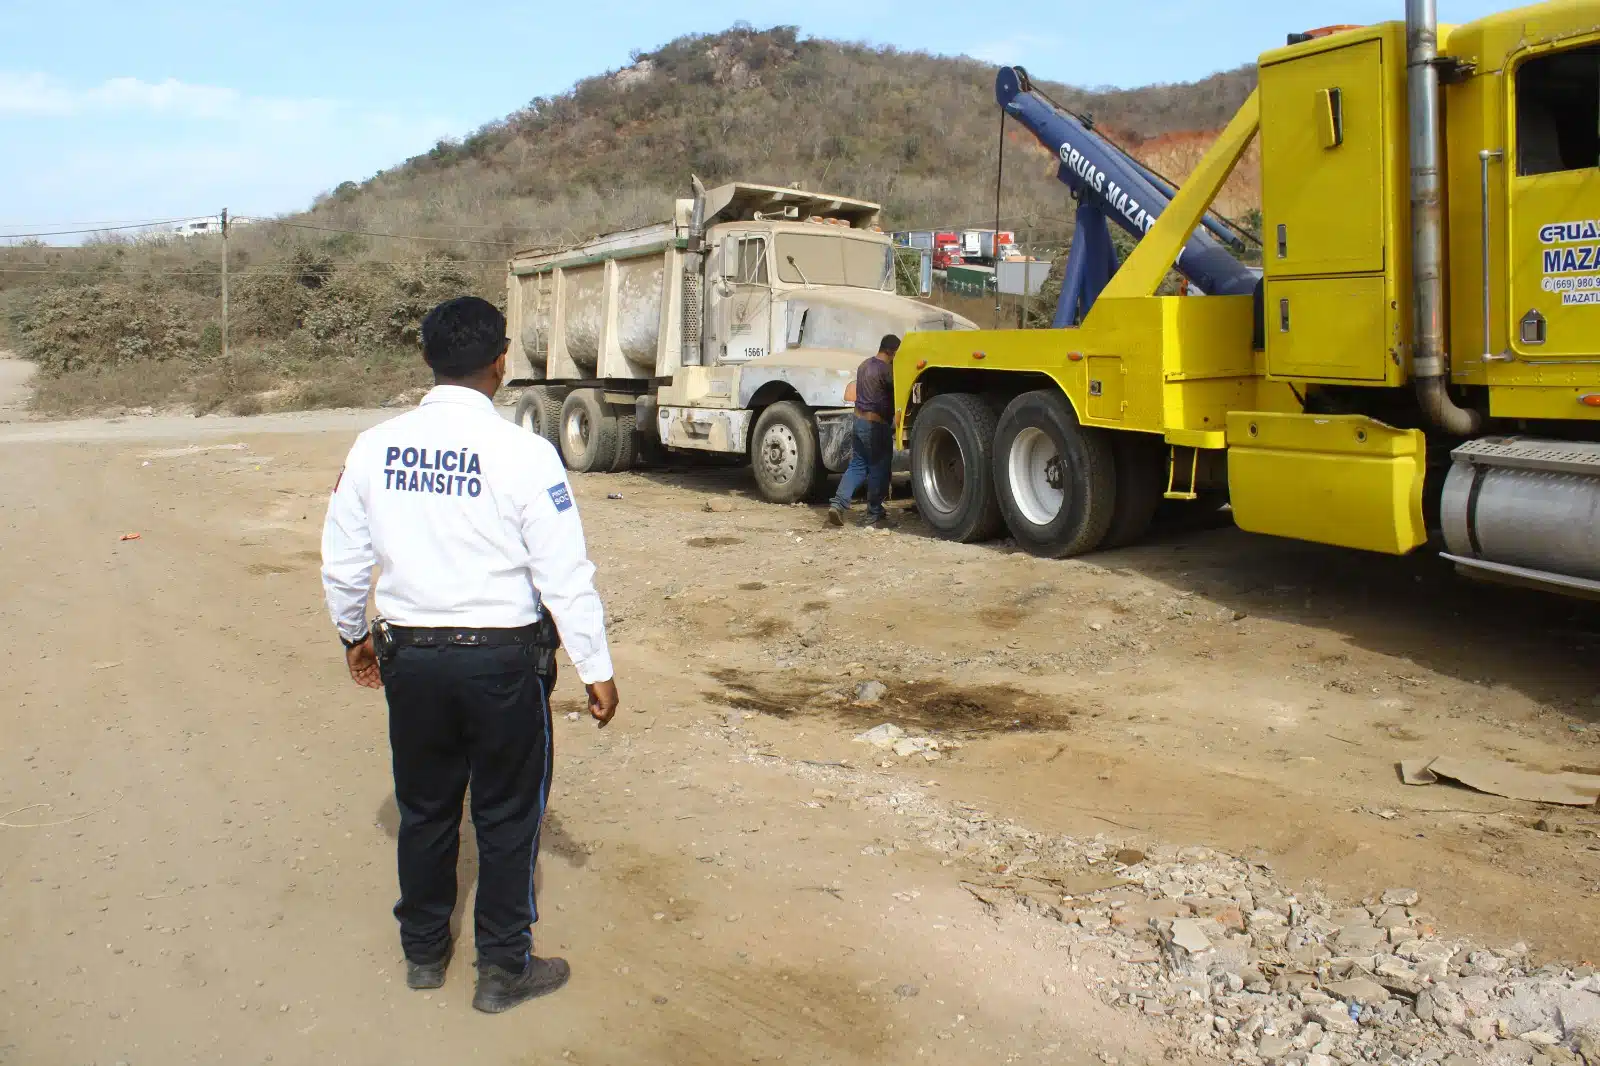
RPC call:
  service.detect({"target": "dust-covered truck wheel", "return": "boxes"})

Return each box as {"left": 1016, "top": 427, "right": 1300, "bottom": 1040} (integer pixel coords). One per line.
{"left": 558, "top": 388, "right": 619, "bottom": 473}
{"left": 608, "top": 405, "right": 638, "bottom": 473}
{"left": 993, "top": 390, "right": 1117, "bottom": 558}
{"left": 514, "top": 386, "right": 565, "bottom": 452}
{"left": 750, "top": 400, "right": 824, "bottom": 504}
{"left": 909, "top": 393, "right": 1003, "bottom": 543}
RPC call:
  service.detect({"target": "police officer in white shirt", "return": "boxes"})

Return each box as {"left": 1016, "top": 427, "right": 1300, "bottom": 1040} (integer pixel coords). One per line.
{"left": 321, "top": 295, "right": 620, "bottom": 1014}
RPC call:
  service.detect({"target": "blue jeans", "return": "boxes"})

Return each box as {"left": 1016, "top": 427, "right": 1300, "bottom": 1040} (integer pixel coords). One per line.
{"left": 831, "top": 417, "right": 892, "bottom": 518}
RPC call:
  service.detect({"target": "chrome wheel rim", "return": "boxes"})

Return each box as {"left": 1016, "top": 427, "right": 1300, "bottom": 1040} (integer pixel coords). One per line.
{"left": 1007, "top": 426, "right": 1065, "bottom": 527}
{"left": 919, "top": 425, "right": 966, "bottom": 516}
{"left": 564, "top": 408, "right": 591, "bottom": 454}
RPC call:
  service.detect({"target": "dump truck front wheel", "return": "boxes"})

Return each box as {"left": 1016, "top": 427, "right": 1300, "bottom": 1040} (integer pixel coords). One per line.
{"left": 750, "top": 400, "right": 824, "bottom": 503}
{"left": 993, "top": 390, "right": 1116, "bottom": 558}
{"left": 558, "top": 388, "right": 619, "bottom": 473}
{"left": 909, "top": 393, "right": 1003, "bottom": 543}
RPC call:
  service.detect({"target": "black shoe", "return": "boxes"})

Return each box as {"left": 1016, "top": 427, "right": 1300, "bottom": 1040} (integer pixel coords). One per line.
{"left": 861, "top": 512, "right": 897, "bottom": 530}
{"left": 825, "top": 506, "right": 845, "bottom": 527}
{"left": 472, "top": 956, "right": 571, "bottom": 1013}
{"left": 406, "top": 946, "right": 451, "bottom": 990}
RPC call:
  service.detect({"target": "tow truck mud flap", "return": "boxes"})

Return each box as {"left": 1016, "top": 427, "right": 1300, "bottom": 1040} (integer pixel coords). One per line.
{"left": 1224, "top": 412, "right": 1426, "bottom": 555}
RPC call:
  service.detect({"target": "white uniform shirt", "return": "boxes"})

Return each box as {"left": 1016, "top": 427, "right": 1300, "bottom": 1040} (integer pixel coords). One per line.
{"left": 320, "top": 385, "right": 614, "bottom": 684}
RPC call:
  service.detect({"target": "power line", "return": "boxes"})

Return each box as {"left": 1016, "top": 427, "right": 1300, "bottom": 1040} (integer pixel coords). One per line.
{"left": 0, "top": 214, "right": 205, "bottom": 229}
{"left": 3, "top": 215, "right": 530, "bottom": 247}
{"left": 0, "top": 260, "right": 509, "bottom": 277}
{"left": 236, "top": 216, "right": 516, "bottom": 247}
{"left": 0, "top": 217, "right": 197, "bottom": 240}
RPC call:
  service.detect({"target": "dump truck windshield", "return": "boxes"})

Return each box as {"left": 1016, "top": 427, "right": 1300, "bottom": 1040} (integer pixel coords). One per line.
{"left": 775, "top": 233, "right": 893, "bottom": 289}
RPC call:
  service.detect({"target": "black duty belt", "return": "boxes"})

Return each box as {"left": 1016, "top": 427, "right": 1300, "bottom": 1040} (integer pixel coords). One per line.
{"left": 371, "top": 616, "right": 560, "bottom": 677}
{"left": 386, "top": 624, "right": 542, "bottom": 648}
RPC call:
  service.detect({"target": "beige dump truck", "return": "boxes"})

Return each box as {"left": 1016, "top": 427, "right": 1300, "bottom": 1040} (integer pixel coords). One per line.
{"left": 505, "top": 180, "right": 973, "bottom": 502}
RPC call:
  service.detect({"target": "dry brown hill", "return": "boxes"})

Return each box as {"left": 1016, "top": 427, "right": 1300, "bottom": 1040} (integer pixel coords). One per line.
{"left": 0, "top": 24, "right": 1260, "bottom": 413}
{"left": 320, "top": 25, "right": 1257, "bottom": 245}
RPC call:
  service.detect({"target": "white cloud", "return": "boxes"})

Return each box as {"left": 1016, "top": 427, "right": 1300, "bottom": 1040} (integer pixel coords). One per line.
{"left": 0, "top": 71, "right": 463, "bottom": 230}
{"left": 969, "top": 34, "right": 1061, "bottom": 67}
{"left": 0, "top": 72, "right": 334, "bottom": 123}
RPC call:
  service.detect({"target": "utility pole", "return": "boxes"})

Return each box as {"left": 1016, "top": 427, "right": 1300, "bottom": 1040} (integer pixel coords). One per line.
{"left": 993, "top": 111, "right": 1005, "bottom": 326}
{"left": 1019, "top": 218, "right": 1034, "bottom": 329}
{"left": 220, "top": 208, "right": 230, "bottom": 362}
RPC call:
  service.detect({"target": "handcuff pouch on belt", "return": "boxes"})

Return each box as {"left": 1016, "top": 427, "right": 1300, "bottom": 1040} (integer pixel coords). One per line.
{"left": 371, "top": 617, "right": 397, "bottom": 664}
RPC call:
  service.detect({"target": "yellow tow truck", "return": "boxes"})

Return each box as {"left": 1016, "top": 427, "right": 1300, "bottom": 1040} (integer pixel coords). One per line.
{"left": 898, "top": 0, "right": 1600, "bottom": 597}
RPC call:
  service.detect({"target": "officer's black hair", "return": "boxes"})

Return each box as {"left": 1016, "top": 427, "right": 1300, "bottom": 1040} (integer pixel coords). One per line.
{"left": 421, "top": 296, "right": 508, "bottom": 378}
{"left": 878, "top": 334, "right": 901, "bottom": 354}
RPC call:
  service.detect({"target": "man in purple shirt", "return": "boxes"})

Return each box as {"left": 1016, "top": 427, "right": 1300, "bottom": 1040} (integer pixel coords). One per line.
{"left": 827, "top": 334, "right": 900, "bottom": 529}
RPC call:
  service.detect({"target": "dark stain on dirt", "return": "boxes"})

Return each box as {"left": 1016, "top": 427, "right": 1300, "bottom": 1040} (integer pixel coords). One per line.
{"left": 877, "top": 681, "right": 1065, "bottom": 734}
{"left": 704, "top": 669, "right": 1067, "bottom": 735}
{"left": 978, "top": 605, "right": 1025, "bottom": 630}
{"left": 688, "top": 535, "right": 744, "bottom": 548}
{"left": 728, "top": 616, "right": 791, "bottom": 640}
{"left": 542, "top": 812, "right": 589, "bottom": 867}
{"left": 246, "top": 562, "right": 294, "bottom": 576}
{"left": 706, "top": 670, "right": 833, "bottom": 717}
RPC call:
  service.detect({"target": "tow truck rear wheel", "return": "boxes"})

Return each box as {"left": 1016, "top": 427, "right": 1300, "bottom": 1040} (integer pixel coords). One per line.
{"left": 1102, "top": 432, "right": 1166, "bottom": 549}
{"left": 558, "top": 388, "right": 619, "bottom": 473}
{"left": 909, "top": 393, "right": 1003, "bottom": 542}
{"left": 993, "top": 390, "right": 1116, "bottom": 558}
{"left": 750, "top": 400, "right": 824, "bottom": 504}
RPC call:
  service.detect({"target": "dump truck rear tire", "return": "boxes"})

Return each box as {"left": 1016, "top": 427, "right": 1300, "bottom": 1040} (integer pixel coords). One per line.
{"left": 558, "top": 388, "right": 618, "bottom": 473}
{"left": 514, "top": 386, "right": 565, "bottom": 452}
{"left": 608, "top": 406, "right": 638, "bottom": 473}
{"left": 993, "top": 390, "right": 1116, "bottom": 558}
{"left": 750, "top": 400, "right": 824, "bottom": 504}
{"left": 1102, "top": 432, "right": 1166, "bottom": 549}
{"left": 909, "top": 393, "right": 1004, "bottom": 543}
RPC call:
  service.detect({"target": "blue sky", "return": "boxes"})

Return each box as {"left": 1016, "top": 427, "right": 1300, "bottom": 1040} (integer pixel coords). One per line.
{"left": 1, "top": 1, "right": 1507, "bottom": 241}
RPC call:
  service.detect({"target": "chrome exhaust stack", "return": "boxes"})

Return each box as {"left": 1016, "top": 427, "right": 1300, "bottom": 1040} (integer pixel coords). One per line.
{"left": 1405, "top": 0, "right": 1483, "bottom": 435}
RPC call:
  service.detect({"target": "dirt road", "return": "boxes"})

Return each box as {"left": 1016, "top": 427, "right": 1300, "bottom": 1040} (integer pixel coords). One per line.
{"left": 0, "top": 350, "right": 35, "bottom": 424}
{"left": 1, "top": 411, "right": 1596, "bottom": 1066}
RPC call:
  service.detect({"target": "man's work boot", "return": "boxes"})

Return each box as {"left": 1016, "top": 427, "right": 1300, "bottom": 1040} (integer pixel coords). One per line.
{"left": 472, "top": 956, "right": 571, "bottom": 1013}
{"left": 406, "top": 945, "right": 452, "bottom": 990}
{"left": 825, "top": 505, "right": 845, "bottom": 527}
{"left": 862, "top": 511, "right": 897, "bottom": 530}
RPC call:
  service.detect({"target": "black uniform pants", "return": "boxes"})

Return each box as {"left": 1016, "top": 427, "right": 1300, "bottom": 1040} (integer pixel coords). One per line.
{"left": 380, "top": 643, "right": 554, "bottom": 972}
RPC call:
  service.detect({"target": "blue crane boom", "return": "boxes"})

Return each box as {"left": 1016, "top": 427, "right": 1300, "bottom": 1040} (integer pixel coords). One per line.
{"left": 996, "top": 66, "right": 1260, "bottom": 326}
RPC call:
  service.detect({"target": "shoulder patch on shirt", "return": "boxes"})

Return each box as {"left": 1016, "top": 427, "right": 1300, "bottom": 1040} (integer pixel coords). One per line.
{"left": 548, "top": 483, "right": 573, "bottom": 512}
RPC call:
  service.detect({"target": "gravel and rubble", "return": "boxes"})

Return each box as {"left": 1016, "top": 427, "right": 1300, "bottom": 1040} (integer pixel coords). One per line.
{"left": 781, "top": 752, "right": 1600, "bottom": 1066}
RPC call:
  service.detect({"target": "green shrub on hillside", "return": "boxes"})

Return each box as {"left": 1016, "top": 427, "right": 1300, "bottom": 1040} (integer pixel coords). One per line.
{"left": 12, "top": 283, "right": 210, "bottom": 373}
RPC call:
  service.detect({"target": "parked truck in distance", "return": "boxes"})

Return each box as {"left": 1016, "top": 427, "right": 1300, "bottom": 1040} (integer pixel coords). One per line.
{"left": 505, "top": 180, "right": 974, "bottom": 503}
